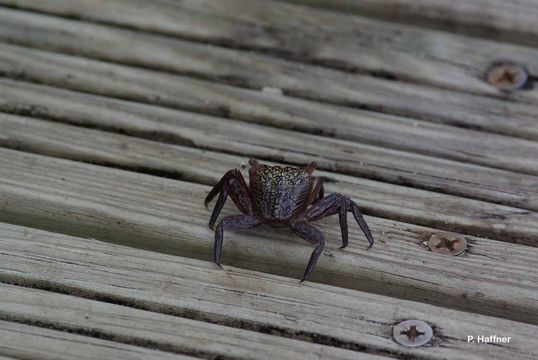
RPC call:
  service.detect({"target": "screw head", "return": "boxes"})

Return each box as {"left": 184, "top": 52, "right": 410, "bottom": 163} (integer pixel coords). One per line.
{"left": 393, "top": 320, "right": 433, "bottom": 347}
{"left": 486, "top": 63, "right": 528, "bottom": 91}
{"left": 427, "top": 232, "right": 467, "bottom": 256}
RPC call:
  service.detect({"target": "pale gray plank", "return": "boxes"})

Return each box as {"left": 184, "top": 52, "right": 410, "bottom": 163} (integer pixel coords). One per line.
{"left": 0, "top": 149, "right": 537, "bottom": 323}
{"left": 0, "top": 0, "right": 536, "bottom": 105}
{"left": 0, "top": 223, "right": 537, "bottom": 359}
{"left": 1, "top": 78, "right": 538, "bottom": 213}
{"left": 0, "top": 320, "right": 196, "bottom": 360}
{"left": 0, "top": 284, "right": 384, "bottom": 360}
{"left": 0, "top": 26, "right": 537, "bottom": 142}
{"left": 1, "top": 112, "right": 538, "bottom": 243}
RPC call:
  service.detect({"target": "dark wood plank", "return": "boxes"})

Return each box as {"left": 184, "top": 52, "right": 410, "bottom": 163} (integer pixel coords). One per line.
{"left": 285, "top": 0, "right": 538, "bottom": 47}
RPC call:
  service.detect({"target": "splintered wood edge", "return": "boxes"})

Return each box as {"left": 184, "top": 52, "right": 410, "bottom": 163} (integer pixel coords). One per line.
{"left": 0, "top": 222, "right": 537, "bottom": 359}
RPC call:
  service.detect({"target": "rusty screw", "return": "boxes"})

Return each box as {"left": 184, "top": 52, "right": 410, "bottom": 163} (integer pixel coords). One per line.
{"left": 393, "top": 320, "right": 433, "bottom": 347}
{"left": 486, "top": 63, "right": 528, "bottom": 91}
{"left": 427, "top": 232, "right": 467, "bottom": 256}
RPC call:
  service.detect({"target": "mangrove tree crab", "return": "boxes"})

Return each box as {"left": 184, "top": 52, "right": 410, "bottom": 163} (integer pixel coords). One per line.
{"left": 205, "top": 159, "right": 374, "bottom": 281}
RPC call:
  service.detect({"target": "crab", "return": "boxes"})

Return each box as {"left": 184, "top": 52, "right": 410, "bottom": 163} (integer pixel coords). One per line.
{"left": 205, "top": 159, "right": 374, "bottom": 281}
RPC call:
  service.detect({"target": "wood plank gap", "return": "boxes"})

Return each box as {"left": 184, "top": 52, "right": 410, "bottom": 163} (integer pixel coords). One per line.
{"left": 4, "top": 107, "right": 538, "bottom": 216}
{"left": 2, "top": 113, "right": 538, "bottom": 244}
{"left": 0, "top": 12, "right": 537, "bottom": 140}
{"left": 0, "top": 1, "right": 536, "bottom": 104}
{"left": 0, "top": 313, "right": 223, "bottom": 360}
{"left": 2, "top": 74, "right": 538, "bottom": 180}
{"left": 0, "top": 284, "right": 397, "bottom": 360}
{"left": 0, "top": 3, "right": 477, "bottom": 95}
{"left": 1, "top": 223, "right": 537, "bottom": 359}
{"left": 281, "top": 0, "right": 538, "bottom": 47}
{"left": 0, "top": 320, "right": 198, "bottom": 360}
{"left": 0, "top": 46, "right": 538, "bottom": 174}
{"left": 1, "top": 80, "right": 538, "bottom": 214}
{"left": 0, "top": 149, "right": 537, "bottom": 325}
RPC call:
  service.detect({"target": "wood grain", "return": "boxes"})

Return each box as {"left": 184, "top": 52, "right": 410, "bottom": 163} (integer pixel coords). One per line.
{"left": 1, "top": 112, "right": 538, "bottom": 244}
{"left": 0, "top": 320, "right": 196, "bottom": 360}
{"left": 0, "top": 0, "right": 536, "bottom": 104}
{"left": 285, "top": 0, "right": 538, "bottom": 46}
{"left": 0, "top": 46, "right": 536, "bottom": 174}
{"left": 0, "top": 1, "right": 536, "bottom": 357}
{"left": 1, "top": 78, "right": 538, "bottom": 204}
{"left": 0, "top": 19, "right": 537, "bottom": 142}
{"left": 0, "top": 148, "right": 537, "bottom": 324}
{"left": 0, "top": 284, "right": 384, "bottom": 360}
{"left": 1, "top": 223, "right": 537, "bottom": 359}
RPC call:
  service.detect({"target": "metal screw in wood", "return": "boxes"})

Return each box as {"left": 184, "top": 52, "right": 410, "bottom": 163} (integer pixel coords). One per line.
{"left": 486, "top": 63, "right": 528, "bottom": 91}
{"left": 427, "top": 232, "right": 467, "bottom": 256}
{"left": 393, "top": 320, "right": 433, "bottom": 347}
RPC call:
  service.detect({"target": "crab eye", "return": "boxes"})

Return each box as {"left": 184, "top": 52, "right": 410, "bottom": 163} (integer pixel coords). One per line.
{"left": 248, "top": 159, "right": 261, "bottom": 174}
{"left": 305, "top": 161, "right": 317, "bottom": 174}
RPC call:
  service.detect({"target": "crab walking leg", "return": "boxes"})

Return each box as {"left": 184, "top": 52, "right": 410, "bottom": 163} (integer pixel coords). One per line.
{"left": 209, "top": 186, "right": 228, "bottom": 230}
{"left": 205, "top": 169, "right": 252, "bottom": 229}
{"left": 292, "top": 223, "right": 326, "bottom": 282}
{"left": 305, "top": 194, "right": 374, "bottom": 249}
{"left": 214, "top": 215, "right": 261, "bottom": 266}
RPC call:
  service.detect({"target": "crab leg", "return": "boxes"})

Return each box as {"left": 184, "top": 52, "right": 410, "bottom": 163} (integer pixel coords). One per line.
{"left": 305, "top": 193, "right": 374, "bottom": 249}
{"left": 214, "top": 215, "right": 260, "bottom": 266}
{"left": 205, "top": 169, "right": 252, "bottom": 229}
{"left": 291, "top": 223, "right": 325, "bottom": 282}
{"left": 208, "top": 186, "right": 228, "bottom": 230}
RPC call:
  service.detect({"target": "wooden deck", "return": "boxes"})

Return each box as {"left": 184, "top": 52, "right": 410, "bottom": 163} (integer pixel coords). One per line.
{"left": 0, "top": 1, "right": 537, "bottom": 359}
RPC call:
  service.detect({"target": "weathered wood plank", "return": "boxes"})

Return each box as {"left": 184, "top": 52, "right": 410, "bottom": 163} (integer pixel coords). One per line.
{"left": 0, "top": 79, "right": 538, "bottom": 197}
{"left": 0, "top": 148, "right": 537, "bottom": 324}
{"left": 0, "top": 321, "right": 196, "bottom": 360}
{"left": 1, "top": 78, "right": 538, "bottom": 218}
{"left": 0, "top": 26, "right": 537, "bottom": 143}
{"left": 1, "top": 112, "right": 538, "bottom": 244}
{"left": 0, "top": 0, "right": 536, "bottom": 104}
{"left": 285, "top": 0, "right": 538, "bottom": 47}
{"left": 1, "top": 223, "right": 537, "bottom": 359}
{"left": 0, "top": 284, "right": 383, "bottom": 360}
{"left": 0, "top": 40, "right": 537, "bottom": 175}
{"left": 0, "top": 81, "right": 526, "bottom": 211}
